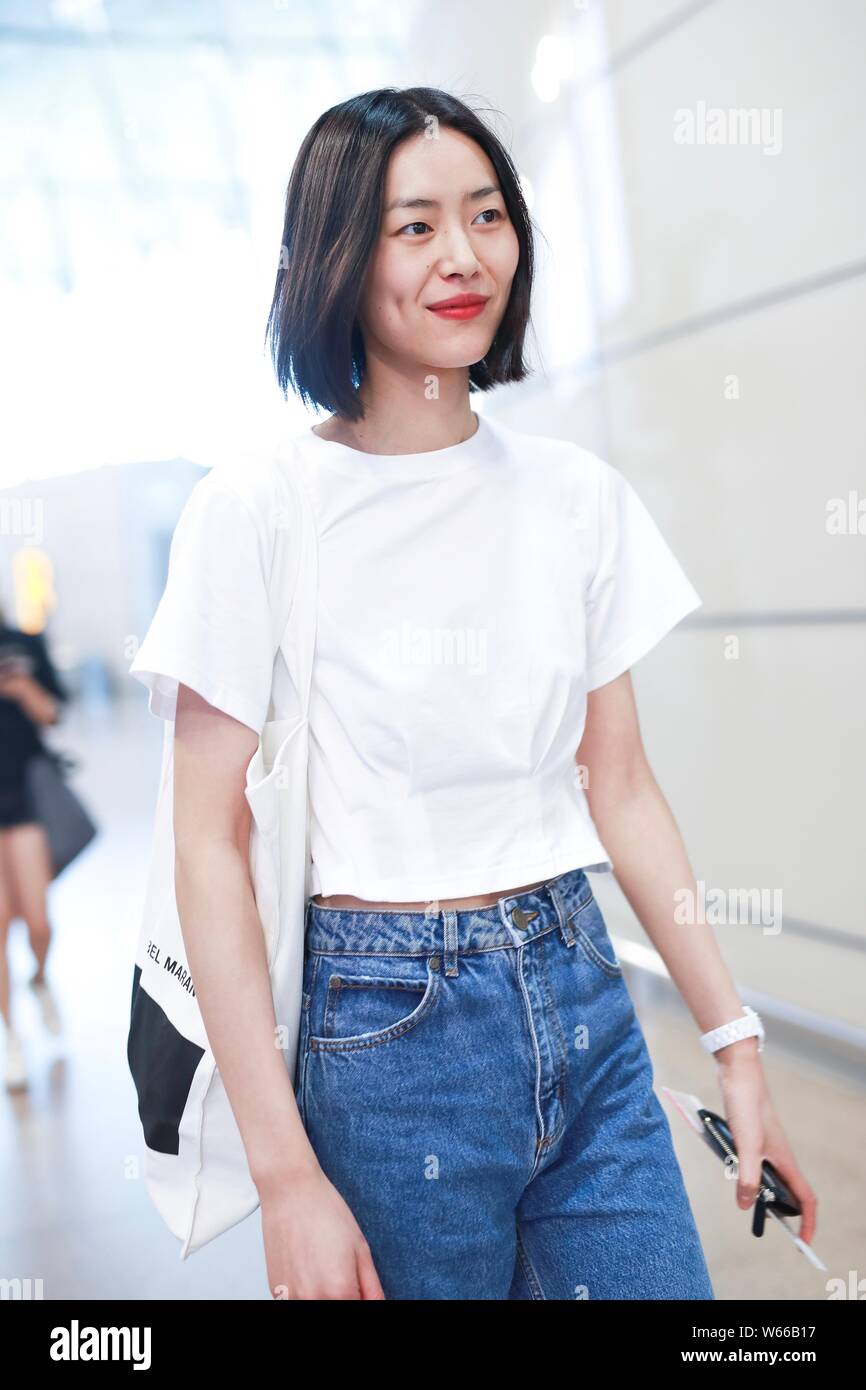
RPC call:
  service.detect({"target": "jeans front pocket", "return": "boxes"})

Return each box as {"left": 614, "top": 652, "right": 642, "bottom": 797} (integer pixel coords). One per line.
{"left": 308, "top": 955, "right": 442, "bottom": 1054}
{"left": 567, "top": 895, "right": 623, "bottom": 979}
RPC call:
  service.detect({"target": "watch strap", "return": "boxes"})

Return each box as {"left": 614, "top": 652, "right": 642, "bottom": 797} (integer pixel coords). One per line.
{"left": 700, "top": 1004, "right": 765, "bottom": 1054}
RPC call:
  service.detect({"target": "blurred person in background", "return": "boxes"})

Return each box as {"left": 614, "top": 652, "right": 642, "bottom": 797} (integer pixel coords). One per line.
{"left": 0, "top": 599, "right": 69, "bottom": 1089}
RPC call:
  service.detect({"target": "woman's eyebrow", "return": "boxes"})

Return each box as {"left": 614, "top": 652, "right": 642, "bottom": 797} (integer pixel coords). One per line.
{"left": 384, "top": 184, "right": 501, "bottom": 213}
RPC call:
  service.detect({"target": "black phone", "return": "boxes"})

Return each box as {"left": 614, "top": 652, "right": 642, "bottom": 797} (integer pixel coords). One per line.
{"left": 697, "top": 1107, "right": 801, "bottom": 1236}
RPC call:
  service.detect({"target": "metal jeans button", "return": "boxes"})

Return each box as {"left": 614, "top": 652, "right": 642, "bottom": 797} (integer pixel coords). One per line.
{"left": 512, "top": 907, "right": 539, "bottom": 931}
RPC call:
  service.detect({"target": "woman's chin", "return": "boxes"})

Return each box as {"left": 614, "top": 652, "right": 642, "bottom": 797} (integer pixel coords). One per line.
{"left": 415, "top": 340, "right": 495, "bottom": 372}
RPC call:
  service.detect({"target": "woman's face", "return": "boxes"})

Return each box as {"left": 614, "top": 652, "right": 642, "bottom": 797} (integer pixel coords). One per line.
{"left": 356, "top": 127, "right": 521, "bottom": 374}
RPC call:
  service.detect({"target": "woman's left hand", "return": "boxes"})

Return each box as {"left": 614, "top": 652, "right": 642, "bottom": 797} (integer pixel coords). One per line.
{"left": 716, "top": 1047, "right": 818, "bottom": 1245}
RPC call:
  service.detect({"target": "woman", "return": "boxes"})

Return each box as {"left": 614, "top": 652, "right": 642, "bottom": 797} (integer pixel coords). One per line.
{"left": 129, "top": 87, "right": 816, "bottom": 1299}
{"left": 0, "top": 603, "right": 68, "bottom": 1088}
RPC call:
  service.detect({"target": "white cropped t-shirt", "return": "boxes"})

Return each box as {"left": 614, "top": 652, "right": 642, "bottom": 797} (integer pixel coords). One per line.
{"left": 129, "top": 411, "right": 702, "bottom": 900}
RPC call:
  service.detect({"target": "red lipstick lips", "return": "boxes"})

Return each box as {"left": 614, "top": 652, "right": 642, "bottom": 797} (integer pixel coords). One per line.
{"left": 426, "top": 293, "right": 489, "bottom": 321}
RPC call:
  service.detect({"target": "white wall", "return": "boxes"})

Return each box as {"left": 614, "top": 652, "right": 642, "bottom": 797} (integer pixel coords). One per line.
{"left": 402, "top": 0, "right": 866, "bottom": 1026}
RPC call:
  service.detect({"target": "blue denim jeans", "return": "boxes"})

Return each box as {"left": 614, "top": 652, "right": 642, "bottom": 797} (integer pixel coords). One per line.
{"left": 293, "top": 865, "right": 715, "bottom": 1300}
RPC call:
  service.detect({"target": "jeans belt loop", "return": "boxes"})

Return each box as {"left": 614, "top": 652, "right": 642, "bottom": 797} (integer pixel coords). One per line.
{"left": 442, "top": 909, "right": 459, "bottom": 977}
{"left": 547, "top": 877, "right": 575, "bottom": 947}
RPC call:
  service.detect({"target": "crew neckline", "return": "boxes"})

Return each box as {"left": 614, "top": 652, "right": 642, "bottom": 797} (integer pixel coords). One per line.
{"left": 301, "top": 410, "right": 498, "bottom": 478}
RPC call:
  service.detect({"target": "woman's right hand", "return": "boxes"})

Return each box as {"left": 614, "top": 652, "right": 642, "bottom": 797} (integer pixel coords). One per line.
{"left": 261, "top": 1164, "right": 386, "bottom": 1300}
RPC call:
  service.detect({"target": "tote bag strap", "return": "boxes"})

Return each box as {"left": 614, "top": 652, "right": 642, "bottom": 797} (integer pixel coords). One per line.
{"left": 269, "top": 446, "right": 318, "bottom": 718}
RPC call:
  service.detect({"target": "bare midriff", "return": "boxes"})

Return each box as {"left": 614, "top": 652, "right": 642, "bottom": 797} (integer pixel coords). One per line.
{"left": 311, "top": 877, "right": 550, "bottom": 912}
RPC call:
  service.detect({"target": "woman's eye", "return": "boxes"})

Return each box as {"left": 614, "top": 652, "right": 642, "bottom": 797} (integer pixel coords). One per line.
{"left": 472, "top": 207, "right": 504, "bottom": 226}
{"left": 398, "top": 208, "right": 504, "bottom": 237}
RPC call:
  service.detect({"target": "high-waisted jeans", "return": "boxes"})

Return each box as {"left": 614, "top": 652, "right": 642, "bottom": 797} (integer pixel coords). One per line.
{"left": 292, "top": 865, "right": 715, "bottom": 1300}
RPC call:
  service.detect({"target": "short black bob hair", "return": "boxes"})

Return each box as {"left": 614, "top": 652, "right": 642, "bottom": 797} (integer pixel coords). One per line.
{"left": 265, "top": 86, "right": 535, "bottom": 422}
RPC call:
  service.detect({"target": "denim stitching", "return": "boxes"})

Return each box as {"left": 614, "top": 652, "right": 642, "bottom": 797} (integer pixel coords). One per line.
{"left": 534, "top": 928, "right": 568, "bottom": 1155}
{"left": 306, "top": 920, "right": 564, "bottom": 961}
{"left": 515, "top": 1224, "right": 546, "bottom": 1300}
{"left": 296, "top": 952, "right": 320, "bottom": 1126}
{"left": 550, "top": 879, "right": 592, "bottom": 945}
{"left": 570, "top": 922, "right": 622, "bottom": 979}
{"left": 309, "top": 964, "right": 441, "bottom": 1053}
{"left": 513, "top": 943, "right": 546, "bottom": 1179}
{"left": 323, "top": 975, "right": 427, "bottom": 1040}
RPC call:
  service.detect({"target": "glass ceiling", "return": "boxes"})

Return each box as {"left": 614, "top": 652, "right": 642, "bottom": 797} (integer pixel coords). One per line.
{"left": 0, "top": 0, "right": 420, "bottom": 482}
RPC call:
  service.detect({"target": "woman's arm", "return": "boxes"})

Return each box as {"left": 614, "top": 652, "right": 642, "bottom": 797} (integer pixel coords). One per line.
{"left": 173, "top": 682, "right": 385, "bottom": 1299}
{"left": 0, "top": 671, "right": 59, "bottom": 725}
{"left": 577, "top": 670, "right": 818, "bottom": 1244}
{"left": 173, "top": 682, "right": 315, "bottom": 1187}
{"left": 579, "top": 672, "right": 748, "bottom": 1041}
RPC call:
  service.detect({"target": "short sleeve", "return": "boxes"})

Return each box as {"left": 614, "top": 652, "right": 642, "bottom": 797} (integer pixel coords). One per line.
{"left": 128, "top": 468, "right": 276, "bottom": 734}
{"left": 584, "top": 460, "right": 702, "bottom": 691}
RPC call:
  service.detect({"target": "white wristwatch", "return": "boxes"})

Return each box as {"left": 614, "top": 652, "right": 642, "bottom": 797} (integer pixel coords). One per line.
{"left": 700, "top": 1005, "right": 765, "bottom": 1055}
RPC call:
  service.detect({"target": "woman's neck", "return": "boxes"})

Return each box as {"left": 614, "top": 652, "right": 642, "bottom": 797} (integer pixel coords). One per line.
{"left": 313, "top": 371, "right": 478, "bottom": 456}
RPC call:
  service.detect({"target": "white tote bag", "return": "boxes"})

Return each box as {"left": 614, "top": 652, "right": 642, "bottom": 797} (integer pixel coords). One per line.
{"left": 127, "top": 446, "right": 318, "bottom": 1259}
